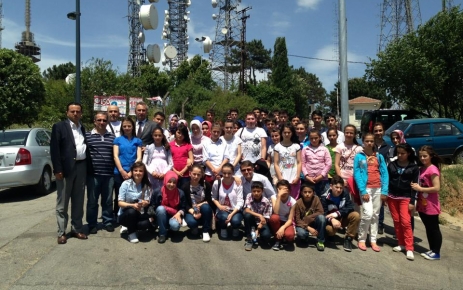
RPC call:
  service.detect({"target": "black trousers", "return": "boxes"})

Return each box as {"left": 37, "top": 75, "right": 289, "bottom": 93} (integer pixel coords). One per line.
{"left": 119, "top": 208, "right": 151, "bottom": 234}
{"left": 418, "top": 212, "right": 442, "bottom": 254}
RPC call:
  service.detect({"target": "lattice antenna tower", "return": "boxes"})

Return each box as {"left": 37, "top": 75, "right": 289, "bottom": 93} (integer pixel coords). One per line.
{"left": 162, "top": 0, "right": 191, "bottom": 70}
{"left": 0, "top": 0, "right": 4, "bottom": 49}
{"left": 210, "top": 0, "right": 242, "bottom": 90}
{"left": 128, "top": 0, "right": 146, "bottom": 77}
{"left": 442, "top": 0, "right": 455, "bottom": 11}
{"left": 378, "top": 0, "right": 422, "bottom": 53}
{"left": 238, "top": 6, "right": 251, "bottom": 94}
{"left": 15, "top": 0, "right": 40, "bottom": 62}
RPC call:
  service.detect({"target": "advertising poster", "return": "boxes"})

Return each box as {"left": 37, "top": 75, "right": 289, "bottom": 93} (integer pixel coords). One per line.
{"left": 93, "top": 96, "right": 127, "bottom": 117}
{"left": 129, "top": 97, "right": 143, "bottom": 116}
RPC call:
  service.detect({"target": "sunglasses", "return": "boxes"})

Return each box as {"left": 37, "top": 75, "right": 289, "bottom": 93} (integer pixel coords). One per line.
{"left": 96, "top": 119, "right": 108, "bottom": 122}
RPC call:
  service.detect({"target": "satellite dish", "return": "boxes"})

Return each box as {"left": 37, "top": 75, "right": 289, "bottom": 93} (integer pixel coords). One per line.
{"left": 146, "top": 44, "right": 161, "bottom": 63}
{"left": 211, "top": 0, "right": 217, "bottom": 8}
{"left": 164, "top": 45, "right": 178, "bottom": 59}
{"left": 136, "top": 0, "right": 141, "bottom": 5}
{"left": 139, "top": 4, "right": 158, "bottom": 30}
{"left": 212, "top": 14, "right": 217, "bottom": 20}
{"left": 203, "top": 36, "right": 212, "bottom": 54}
{"left": 164, "top": 10, "right": 169, "bottom": 15}
{"left": 138, "top": 31, "right": 145, "bottom": 43}
{"left": 186, "top": 0, "right": 192, "bottom": 7}
{"left": 221, "top": 27, "right": 228, "bottom": 35}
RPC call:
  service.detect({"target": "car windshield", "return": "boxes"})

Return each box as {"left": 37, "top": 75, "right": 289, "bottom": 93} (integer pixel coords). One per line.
{"left": 0, "top": 131, "right": 29, "bottom": 146}
{"left": 385, "top": 122, "right": 410, "bottom": 136}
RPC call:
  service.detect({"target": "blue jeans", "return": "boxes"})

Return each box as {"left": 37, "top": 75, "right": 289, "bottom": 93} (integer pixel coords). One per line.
{"left": 295, "top": 215, "right": 326, "bottom": 242}
{"left": 184, "top": 203, "right": 213, "bottom": 233}
{"left": 216, "top": 210, "right": 243, "bottom": 229}
{"left": 86, "top": 175, "right": 114, "bottom": 228}
{"left": 156, "top": 206, "right": 181, "bottom": 237}
{"left": 314, "top": 180, "right": 329, "bottom": 197}
{"left": 243, "top": 212, "right": 271, "bottom": 242}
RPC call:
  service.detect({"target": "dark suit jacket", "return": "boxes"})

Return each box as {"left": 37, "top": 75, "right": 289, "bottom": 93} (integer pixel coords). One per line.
{"left": 137, "top": 120, "right": 158, "bottom": 146}
{"left": 50, "top": 120, "right": 86, "bottom": 177}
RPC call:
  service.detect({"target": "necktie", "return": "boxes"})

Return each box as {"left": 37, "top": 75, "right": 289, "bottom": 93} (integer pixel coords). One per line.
{"left": 137, "top": 121, "right": 143, "bottom": 138}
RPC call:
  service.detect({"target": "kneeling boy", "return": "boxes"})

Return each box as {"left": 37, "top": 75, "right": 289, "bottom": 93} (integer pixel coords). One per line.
{"left": 320, "top": 176, "right": 360, "bottom": 252}
{"left": 243, "top": 181, "right": 273, "bottom": 251}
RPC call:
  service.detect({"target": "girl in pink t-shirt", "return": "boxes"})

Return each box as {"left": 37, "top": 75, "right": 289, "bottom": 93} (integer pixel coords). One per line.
{"left": 411, "top": 146, "right": 442, "bottom": 260}
{"left": 169, "top": 123, "right": 193, "bottom": 189}
{"left": 334, "top": 125, "right": 362, "bottom": 184}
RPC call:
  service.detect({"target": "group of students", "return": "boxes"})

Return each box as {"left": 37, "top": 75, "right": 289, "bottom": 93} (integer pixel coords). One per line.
{"left": 113, "top": 107, "right": 442, "bottom": 261}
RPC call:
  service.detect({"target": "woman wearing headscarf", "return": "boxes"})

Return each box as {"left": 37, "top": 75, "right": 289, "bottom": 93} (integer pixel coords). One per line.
{"left": 151, "top": 171, "right": 186, "bottom": 243}
{"left": 190, "top": 120, "right": 211, "bottom": 166}
{"left": 388, "top": 130, "right": 407, "bottom": 164}
{"left": 167, "top": 114, "right": 179, "bottom": 142}
{"left": 201, "top": 120, "right": 212, "bottom": 138}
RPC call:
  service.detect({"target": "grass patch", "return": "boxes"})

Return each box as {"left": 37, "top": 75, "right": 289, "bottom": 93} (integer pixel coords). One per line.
{"left": 440, "top": 165, "right": 463, "bottom": 217}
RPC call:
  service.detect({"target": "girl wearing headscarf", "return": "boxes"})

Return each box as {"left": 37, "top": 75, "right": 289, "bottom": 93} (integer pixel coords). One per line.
{"left": 151, "top": 171, "right": 186, "bottom": 243}
{"left": 202, "top": 120, "right": 212, "bottom": 138}
{"left": 190, "top": 120, "right": 211, "bottom": 166}
{"left": 388, "top": 129, "right": 407, "bottom": 164}
{"left": 167, "top": 114, "right": 179, "bottom": 142}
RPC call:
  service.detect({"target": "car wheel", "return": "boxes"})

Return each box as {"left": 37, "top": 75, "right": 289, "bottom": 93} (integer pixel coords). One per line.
{"left": 453, "top": 148, "right": 463, "bottom": 164}
{"left": 35, "top": 167, "right": 52, "bottom": 195}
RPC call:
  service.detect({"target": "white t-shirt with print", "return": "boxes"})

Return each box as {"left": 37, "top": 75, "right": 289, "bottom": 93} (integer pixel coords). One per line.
{"left": 277, "top": 196, "right": 297, "bottom": 222}
{"left": 221, "top": 135, "right": 242, "bottom": 168}
{"left": 235, "top": 127, "right": 267, "bottom": 163}
{"left": 274, "top": 143, "right": 300, "bottom": 182}
{"left": 107, "top": 121, "right": 121, "bottom": 137}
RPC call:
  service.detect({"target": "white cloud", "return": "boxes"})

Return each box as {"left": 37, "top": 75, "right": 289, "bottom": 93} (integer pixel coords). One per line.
{"left": 269, "top": 12, "right": 291, "bottom": 36}
{"left": 296, "top": 0, "right": 322, "bottom": 10}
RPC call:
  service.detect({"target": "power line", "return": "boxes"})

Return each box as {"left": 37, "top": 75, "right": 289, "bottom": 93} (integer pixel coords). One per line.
{"left": 288, "top": 54, "right": 367, "bottom": 64}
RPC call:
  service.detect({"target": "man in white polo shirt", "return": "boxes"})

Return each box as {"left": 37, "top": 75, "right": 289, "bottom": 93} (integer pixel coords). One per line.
{"left": 235, "top": 112, "right": 267, "bottom": 163}
{"left": 240, "top": 160, "right": 276, "bottom": 204}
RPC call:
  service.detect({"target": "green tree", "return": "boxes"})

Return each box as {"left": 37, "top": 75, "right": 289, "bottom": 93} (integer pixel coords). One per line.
{"left": 271, "top": 37, "right": 291, "bottom": 93}
{"left": 247, "top": 81, "right": 296, "bottom": 115}
{"left": 366, "top": 7, "right": 463, "bottom": 120}
{"left": 289, "top": 67, "right": 327, "bottom": 118}
{"left": 38, "top": 79, "right": 74, "bottom": 128}
{"left": 247, "top": 39, "right": 272, "bottom": 85}
{"left": 42, "top": 62, "right": 76, "bottom": 81}
{"left": 172, "top": 55, "right": 215, "bottom": 89}
{"left": 0, "top": 49, "right": 45, "bottom": 129}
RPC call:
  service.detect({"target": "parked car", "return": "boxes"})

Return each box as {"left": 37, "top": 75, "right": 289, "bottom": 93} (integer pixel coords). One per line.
{"left": 360, "top": 109, "right": 429, "bottom": 137}
{"left": 384, "top": 118, "right": 463, "bottom": 163}
{"left": 0, "top": 128, "right": 55, "bottom": 194}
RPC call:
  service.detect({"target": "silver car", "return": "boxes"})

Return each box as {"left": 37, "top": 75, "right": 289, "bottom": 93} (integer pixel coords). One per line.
{"left": 0, "top": 128, "right": 55, "bottom": 194}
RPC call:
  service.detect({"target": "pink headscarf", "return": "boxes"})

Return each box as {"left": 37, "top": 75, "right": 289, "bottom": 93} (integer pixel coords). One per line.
{"left": 201, "top": 121, "right": 212, "bottom": 138}
{"left": 392, "top": 129, "right": 406, "bottom": 143}
{"left": 161, "top": 171, "right": 179, "bottom": 210}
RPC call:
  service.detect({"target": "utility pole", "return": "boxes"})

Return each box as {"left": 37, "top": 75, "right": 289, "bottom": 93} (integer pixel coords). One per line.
{"left": 339, "top": 0, "right": 349, "bottom": 128}
{"left": 238, "top": 6, "right": 251, "bottom": 94}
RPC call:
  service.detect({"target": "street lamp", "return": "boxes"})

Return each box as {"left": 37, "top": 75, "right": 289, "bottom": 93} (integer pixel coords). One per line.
{"left": 67, "top": 0, "right": 81, "bottom": 103}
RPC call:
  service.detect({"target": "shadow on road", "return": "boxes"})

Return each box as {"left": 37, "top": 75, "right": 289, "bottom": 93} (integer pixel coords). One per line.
{"left": 0, "top": 183, "right": 56, "bottom": 204}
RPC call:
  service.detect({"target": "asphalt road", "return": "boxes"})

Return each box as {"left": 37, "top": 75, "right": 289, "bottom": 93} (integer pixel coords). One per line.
{"left": 1, "top": 187, "right": 462, "bottom": 290}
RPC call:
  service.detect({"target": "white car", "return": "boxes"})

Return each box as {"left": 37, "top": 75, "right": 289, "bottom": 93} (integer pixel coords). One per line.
{"left": 0, "top": 128, "right": 55, "bottom": 194}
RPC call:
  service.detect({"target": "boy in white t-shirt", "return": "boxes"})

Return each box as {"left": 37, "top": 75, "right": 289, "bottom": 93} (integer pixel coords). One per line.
{"left": 221, "top": 120, "right": 243, "bottom": 174}
{"left": 268, "top": 179, "right": 296, "bottom": 251}
{"left": 235, "top": 112, "right": 267, "bottom": 163}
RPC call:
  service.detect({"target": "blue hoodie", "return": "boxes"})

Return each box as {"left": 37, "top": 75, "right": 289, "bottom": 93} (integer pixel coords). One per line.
{"left": 353, "top": 151, "right": 389, "bottom": 195}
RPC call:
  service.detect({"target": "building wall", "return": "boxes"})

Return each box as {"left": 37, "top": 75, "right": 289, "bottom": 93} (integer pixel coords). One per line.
{"left": 348, "top": 104, "right": 379, "bottom": 129}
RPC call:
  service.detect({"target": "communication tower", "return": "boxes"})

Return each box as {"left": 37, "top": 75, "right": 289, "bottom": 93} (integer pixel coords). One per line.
{"left": 0, "top": 0, "right": 4, "bottom": 49}
{"left": 378, "top": 0, "right": 422, "bottom": 52}
{"left": 209, "top": 0, "right": 242, "bottom": 90}
{"left": 15, "top": 0, "right": 41, "bottom": 63}
{"left": 128, "top": 0, "right": 146, "bottom": 77}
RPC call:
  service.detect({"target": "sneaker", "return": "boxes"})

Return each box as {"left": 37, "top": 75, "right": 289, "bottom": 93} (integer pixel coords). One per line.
{"left": 343, "top": 237, "right": 353, "bottom": 252}
{"left": 421, "top": 250, "right": 432, "bottom": 257}
{"left": 423, "top": 252, "right": 440, "bottom": 260}
{"left": 378, "top": 225, "right": 384, "bottom": 235}
{"left": 393, "top": 245, "right": 405, "bottom": 252}
{"left": 190, "top": 228, "right": 199, "bottom": 236}
{"left": 182, "top": 219, "right": 188, "bottom": 227}
{"left": 316, "top": 241, "right": 325, "bottom": 252}
{"left": 406, "top": 250, "right": 415, "bottom": 261}
{"left": 128, "top": 233, "right": 139, "bottom": 243}
{"left": 120, "top": 226, "right": 128, "bottom": 234}
{"left": 272, "top": 241, "right": 281, "bottom": 251}
{"left": 232, "top": 228, "right": 240, "bottom": 238}
{"left": 202, "top": 232, "right": 211, "bottom": 242}
{"left": 158, "top": 235, "right": 166, "bottom": 244}
{"left": 89, "top": 227, "right": 98, "bottom": 235}
{"left": 105, "top": 224, "right": 114, "bottom": 232}
{"left": 220, "top": 229, "right": 228, "bottom": 239}
{"left": 245, "top": 240, "right": 253, "bottom": 251}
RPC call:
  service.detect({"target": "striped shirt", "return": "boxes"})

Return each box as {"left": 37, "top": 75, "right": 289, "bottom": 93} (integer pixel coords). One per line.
{"left": 86, "top": 129, "right": 115, "bottom": 176}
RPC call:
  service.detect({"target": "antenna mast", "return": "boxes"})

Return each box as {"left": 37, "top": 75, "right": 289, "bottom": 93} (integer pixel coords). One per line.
{"left": 15, "top": 0, "right": 41, "bottom": 62}
{"left": 162, "top": 0, "right": 190, "bottom": 69}
{"left": 0, "top": 0, "right": 4, "bottom": 49}
{"left": 128, "top": 0, "right": 146, "bottom": 77}
{"left": 238, "top": 6, "right": 251, "bottom": 94}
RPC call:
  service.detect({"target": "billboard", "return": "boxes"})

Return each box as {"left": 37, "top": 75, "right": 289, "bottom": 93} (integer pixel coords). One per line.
{"left": 93, "top": 96, "right": 127, "bottom": 117}
{"left": 129, "top": 97, "right": 143, "bottom": 116}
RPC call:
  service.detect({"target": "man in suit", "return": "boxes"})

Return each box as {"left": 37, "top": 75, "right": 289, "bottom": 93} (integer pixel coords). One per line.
{"left": 135, "top": 102, "right": 158, "bottom": 148}
{"left": 51, "top": 102, "right": 88, "bottom": 244}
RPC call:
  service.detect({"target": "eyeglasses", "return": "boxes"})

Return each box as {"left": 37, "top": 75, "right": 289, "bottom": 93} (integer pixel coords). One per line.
{"left": 96, "top": 119, "right": 108, "bottom": 122}
{"left": 241, "top": 168, "right": 253, "bottom": 172}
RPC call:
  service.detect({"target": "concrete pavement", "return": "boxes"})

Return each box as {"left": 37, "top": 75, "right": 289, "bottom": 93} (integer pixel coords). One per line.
{"left": 1, "top": 187, "right": 463, "bottom": 290}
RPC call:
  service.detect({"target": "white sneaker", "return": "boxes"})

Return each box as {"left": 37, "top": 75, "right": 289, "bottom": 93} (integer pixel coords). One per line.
{"left": 220, "top": 229, "right": 228, "bottom": 239}
{"left": 128, "top": 232, "right": 139, "bottom": 243}
{"left": 406, "top": 250, "right": 414, "bottom": 261}
{"left": 182, "top": 219, "right": 188, "bottom": 227}
{"left": 232, "top": 228, "right": 240, "bottom": 238}
{"left": 120, "top": 226, "right": 128, "bottom": 234}
{"left": 421, "top": 250, "right": 432, "bottom": 257}
{"left": 202, "top": 232, "right": 211, "bottom": 242}
{"left": 393, "top": 245, "right": 405, "bottom": 252}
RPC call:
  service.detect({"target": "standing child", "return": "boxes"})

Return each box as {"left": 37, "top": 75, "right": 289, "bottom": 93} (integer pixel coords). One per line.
{"left": 295, "top": 183, "right": 326, "bottom": 251}
{"left": 243, "top": 181, "right": 273, "bottom": 251}
{"left": 203, "top": 123, "right": 229, "bottom": 184}
{"left": 334, "top": 124, "right": 363, "bottom": 184}
{"left": 301, "top": 129, "right": 332, "bottom": 197}
{"left": 274, "top": 124, "right": 302, "bottom": 199}
{"left": 221, "top": 120, "right": 242, "bottom": 175}
{"left": 388, "top": 143, "right": 419, "bottom": 260}
{"left": 269, "top": 180, "right": 296, "bottom": 251}
{"left": 169, "top": 123, "right": 194, "bottom": 189}
{"left": 143, "top": 127, "right": 173, "bottom": 191}
{"left": 353, "top": 133, "right": 389, "bottom": 252}
{"left": 266, "top": 128, "right": 280, "bottom": 186}
{"left": 325, "top": 128, "right": 338, "bottom": 182}
{"left": 411, "top": 146, "right": 443, "bottom": 260}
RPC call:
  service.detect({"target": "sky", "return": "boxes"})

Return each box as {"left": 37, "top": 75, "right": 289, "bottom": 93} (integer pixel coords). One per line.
{"left": 1, "top": 0, "right": 461, "bottom": 92}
